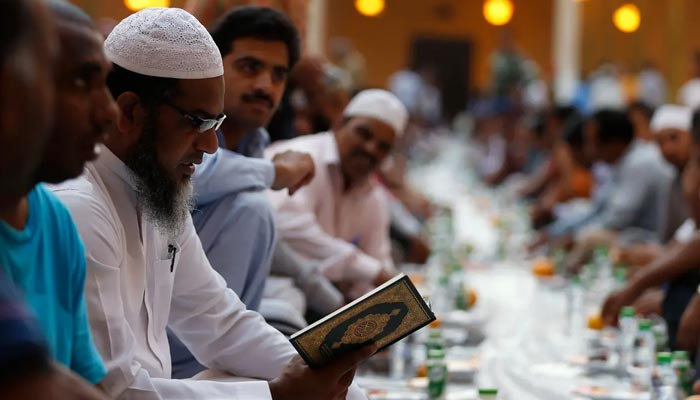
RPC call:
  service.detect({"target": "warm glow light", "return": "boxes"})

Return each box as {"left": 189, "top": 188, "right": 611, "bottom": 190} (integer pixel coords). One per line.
{"left": 483, "top": 0, "right": 514, "bottom": 26}
{"left": 355, "top": 0, "right": 385, "bottom": 17}
{"left": 613, "top": 3, "right": 641, "bottom": 33}
{"left": 124, "top": 0, "right": 170, "bottom": 12}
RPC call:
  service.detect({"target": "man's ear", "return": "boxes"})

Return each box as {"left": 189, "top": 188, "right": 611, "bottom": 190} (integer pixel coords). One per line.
{"left": 115, "top": 92, "right": 147, "bottom": 136}
{"left": 104, "top": 92, "right": 150, "bottom": 156}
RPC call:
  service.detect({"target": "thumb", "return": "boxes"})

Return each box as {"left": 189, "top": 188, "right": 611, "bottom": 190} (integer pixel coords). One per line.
{"left": 288, "top": 183, "right": 302, "bottom": 196}
{"left": 287, "top": 173, "right": 314, "bottom": 196}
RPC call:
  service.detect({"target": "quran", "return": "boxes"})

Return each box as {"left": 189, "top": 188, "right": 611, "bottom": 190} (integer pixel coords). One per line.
{"left": 290, "top": 273, "right": 435, "bottom": 368}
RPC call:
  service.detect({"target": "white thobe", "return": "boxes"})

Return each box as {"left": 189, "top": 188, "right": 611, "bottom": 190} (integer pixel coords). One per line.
{"left": 51, "top": 147, "right": 366, "bottom": 399}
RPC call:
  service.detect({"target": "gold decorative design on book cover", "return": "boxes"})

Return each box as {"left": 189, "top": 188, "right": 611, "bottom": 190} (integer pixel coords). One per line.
{"left": 291, "top": 275, "right": 434, "bottom": 367}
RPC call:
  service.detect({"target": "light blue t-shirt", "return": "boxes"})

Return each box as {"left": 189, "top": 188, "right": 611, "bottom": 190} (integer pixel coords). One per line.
{"left": 0, "top": 184, "right": 106, "bottom": 384}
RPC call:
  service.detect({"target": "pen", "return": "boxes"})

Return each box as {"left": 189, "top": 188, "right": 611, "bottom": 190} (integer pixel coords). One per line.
{"left": 168, "top": 244, "right": 178, "bottom": 273}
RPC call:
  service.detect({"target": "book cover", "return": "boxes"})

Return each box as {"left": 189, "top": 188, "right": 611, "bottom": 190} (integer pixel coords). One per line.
{"left": 290, "top": 273, "right": 435, "bottom": 368}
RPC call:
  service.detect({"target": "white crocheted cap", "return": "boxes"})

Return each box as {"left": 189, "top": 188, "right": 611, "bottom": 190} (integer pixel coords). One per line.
{"left": 343, "top": 89, "right": 408, "bottom": 136}
{"left": 105, "top": 8, "right": 223, "bottom": 79}
{"left": 651, "top": 104, "right": 692, "bottom": 133}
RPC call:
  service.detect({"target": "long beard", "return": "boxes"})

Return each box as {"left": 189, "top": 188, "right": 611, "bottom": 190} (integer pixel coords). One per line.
{"left": 124, "top": 116, "right": 193, "bottom": 240}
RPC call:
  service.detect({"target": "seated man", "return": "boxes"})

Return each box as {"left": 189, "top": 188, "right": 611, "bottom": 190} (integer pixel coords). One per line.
{"left": 603, "top": 107, "right": 700, "bottom": 350}
{"left": 529, "top": 116, "right": 593, "bottom": 229}
{"left": 518, "top": 106, "right": 580, "bottom": 201}
{"left": 191, "top": 5, "right": 317, "bottom": 311}
{"left": 544, "top": 110, "right": 673, "bottom": 266}
{"left": 52, "top": 8, "right": 371, "bottom": 399}
{"left": 268, "top": 89, "right": 408, "bottom": 300}
{"left": 616, "top": 105, "right": 694, "bottom": 266}
{"left": 0, "top": 0, "right": 115, "bottom": 386}
{"left": 0, "top": 0, "right": 55, "bottom": 389}
{"left": 170, "top": 6, "right": 340, "bottom": 379}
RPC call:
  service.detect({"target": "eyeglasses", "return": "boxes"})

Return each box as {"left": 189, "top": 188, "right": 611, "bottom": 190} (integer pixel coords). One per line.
{"left": 163, "top": 100, "right": 226, "bottom": 133}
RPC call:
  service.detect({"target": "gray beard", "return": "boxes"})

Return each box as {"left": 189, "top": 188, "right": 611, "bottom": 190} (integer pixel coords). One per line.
{"left": 124, "top": 120, "right": 194, "bottom": 241}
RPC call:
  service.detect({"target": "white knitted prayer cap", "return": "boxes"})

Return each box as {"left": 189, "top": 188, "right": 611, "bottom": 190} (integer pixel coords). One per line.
{"left": 104, "top": 8, "right": 223, "bottom": 79}
{"left": 343, "top": 89, "right": 408, "bottom": 136}
{"left": 651, "top": 104, "right": 692, "bottom": 133}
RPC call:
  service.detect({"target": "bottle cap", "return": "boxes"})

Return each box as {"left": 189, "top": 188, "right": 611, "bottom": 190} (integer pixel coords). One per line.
{"left": 657, "top": 352, "right": 672, "bottom": 364}
{"left": 620, "top": 306, "right": 635, "bottom": 318}
{"left": 638, "top": 319, "right": 651, "bottom": 331}
{"left": 672, "top": 351, "right": 689, "bottom": 360}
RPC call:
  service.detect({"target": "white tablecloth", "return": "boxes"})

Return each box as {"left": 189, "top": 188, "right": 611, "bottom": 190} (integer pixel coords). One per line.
{"left": 404, "top": 135, "right": 631, "bottom": 400}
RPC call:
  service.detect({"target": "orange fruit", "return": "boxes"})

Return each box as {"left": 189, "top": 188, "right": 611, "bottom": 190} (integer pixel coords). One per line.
{"left": 416, "top": 364, "right": 427, "bottom": 377}
{"left": 532, "top": 258, "right": 555, "bottom": 277}
{"left": 429, "top": 319, "right": 442, "bottom": 329}
{"left": 468, "top": 289, "right": 478, "bottom": 307}
{"left": 587, "top": 314, "right": 604, "bottom": 330}
{"left": 491, "top": 216, "right": 503, "bottom": 228}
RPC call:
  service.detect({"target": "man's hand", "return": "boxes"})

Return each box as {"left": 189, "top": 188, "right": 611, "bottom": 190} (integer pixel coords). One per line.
{"left": 631, "top": 288, "right": 664, "bottom": 317}
{"left": 407, "top": 235, "right": 431, "bottom": 264}
{"left": 677, "top": 293, "right": 700, "bottom": 352}
{"left": 601, "top": 285, "right": 642, "bottom": 326}
{"left": 50, "top": 363, "right": 110, "bottom": 400}
{"left": 269, "top": 344, "right": 377, "bottom": 400}
{"left": 373, "top": 268, "right": 395, "bottom": 287}
{"left": 527, "top": 232, "right": 550, "bottom": 254}
{"left": 616, "top": 244, "right": 662, "bottom": 267}
{"left": 271, "top": 151, "right": 315, "bottom": 195}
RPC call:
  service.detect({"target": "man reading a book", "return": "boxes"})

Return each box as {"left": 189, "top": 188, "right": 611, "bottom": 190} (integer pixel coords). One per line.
{"left": 267, "top": 89, "right": 408, "bottom": 301}
{"left": 51, "top": 8, "right": 373, "bottom": 399}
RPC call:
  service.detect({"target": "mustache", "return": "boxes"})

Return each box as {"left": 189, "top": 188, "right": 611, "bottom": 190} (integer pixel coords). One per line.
{"left": 181, "top": 152, "right": 204, "bottom": 165}
{"left": 241, "top": 90, "right": 274, "bottom": 109}
{"left": 351, "top": 149, "right": 378, "bottom": 165}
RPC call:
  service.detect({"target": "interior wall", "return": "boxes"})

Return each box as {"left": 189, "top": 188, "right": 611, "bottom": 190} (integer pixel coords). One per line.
{"left": 325, "top": 0, "right": 554, "bottom": 92}
{"left": 580, "top": 0, "right": 699, "bottom": 100}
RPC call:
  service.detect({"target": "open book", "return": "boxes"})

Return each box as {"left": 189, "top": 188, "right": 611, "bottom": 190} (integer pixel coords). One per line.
{"left": 290, "top": 273, "right": 435, "bottom": 368}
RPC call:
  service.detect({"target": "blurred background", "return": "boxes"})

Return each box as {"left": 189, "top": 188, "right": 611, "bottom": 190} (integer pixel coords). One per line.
{"left": 72, "top": 0, "right": 700, "bottom": 124}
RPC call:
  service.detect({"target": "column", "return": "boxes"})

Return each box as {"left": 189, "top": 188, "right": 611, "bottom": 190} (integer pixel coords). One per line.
{"left": 552, "top": 0, "right": 582, "bottom": 104}
{"left": 305, "top": 0, "right": 327, "bottom": 55}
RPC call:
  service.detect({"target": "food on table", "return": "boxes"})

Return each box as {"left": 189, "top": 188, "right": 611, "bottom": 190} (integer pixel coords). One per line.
{"left": 532, "top": 257, "right": 555, "bottom": 277}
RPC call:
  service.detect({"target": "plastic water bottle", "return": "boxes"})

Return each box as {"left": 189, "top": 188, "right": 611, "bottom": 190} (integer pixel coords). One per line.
{"left": 427, "top": 349, "right": 447, "bottom": 399}
{"left": 672, "top": 351, "right": 692, "bottom": 397}
{"left": 450, "top": 271, "right": 469, "bottom": 311}
{"left": 652, "top": 321, "right": 670, "bottom": 352}
{"left": 426, "top": 319, "right": 444, "bottom": 352}
{"left": 618, "top": 306, "right": 637, "bottom": 371}
{"left": 631, "top": 319, "right": 655, "bottom": 390}
{"left": 566, "top": 276, "right": 585, "bottom": 336}
{"left": 430, "top": 276, "right": 451, "bottom": 314}
{"left": 593, "top": 246, "right": 614, "bottom": 296}
{"left": 389, "top": 339, "right": 406, "bottom": 379}
{"left": 655, "top": 352, "right": 679, "bottom": 400}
